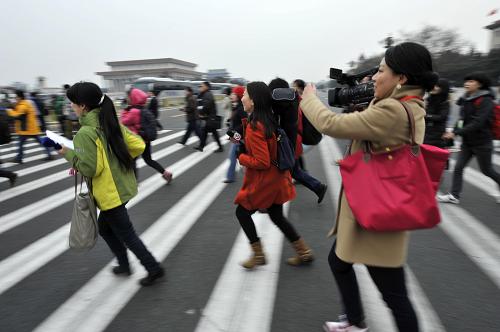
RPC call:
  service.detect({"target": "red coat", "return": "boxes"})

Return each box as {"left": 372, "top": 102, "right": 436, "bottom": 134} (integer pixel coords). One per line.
{"left": 295, "top": 96, "right": 304, "bottom": 159}
{"left": 234, "top": 119, "right": 296, "bottom": 210}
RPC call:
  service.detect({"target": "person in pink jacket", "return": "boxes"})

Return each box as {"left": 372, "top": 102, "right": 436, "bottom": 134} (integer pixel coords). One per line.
{"left": 121, "top": 88, "right": 172, "bottom": 183}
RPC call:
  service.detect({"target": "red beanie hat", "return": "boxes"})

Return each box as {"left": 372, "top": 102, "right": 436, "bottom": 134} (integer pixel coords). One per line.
{"left": 232, "top": 85, "right": 245, "bottom": 99}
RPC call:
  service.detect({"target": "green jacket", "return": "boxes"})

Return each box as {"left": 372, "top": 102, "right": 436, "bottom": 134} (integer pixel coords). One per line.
{"left": 64, "top": 109, "right": 145, "bottom": 211}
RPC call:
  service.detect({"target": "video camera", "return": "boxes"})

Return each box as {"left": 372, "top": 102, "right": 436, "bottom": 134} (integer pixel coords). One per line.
{"left": 327, "top": 67, "right": 378, "bottom": 109}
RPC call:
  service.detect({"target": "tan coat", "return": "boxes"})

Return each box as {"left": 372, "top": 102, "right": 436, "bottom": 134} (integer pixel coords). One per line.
{"left": 300, "top": 86, "right": 426, "bottom": 267}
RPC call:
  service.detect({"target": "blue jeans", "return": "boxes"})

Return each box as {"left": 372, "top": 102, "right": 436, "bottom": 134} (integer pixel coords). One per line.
{"left": 98, "top": 204, "right": 161, "bottom": 273}
{"left": 17, "top": 135, "right": 51, "bottom": 161}
{"left": 226, "top": 143, "right": 239, "bottom": 181}
{"left": 292, "top": 159, "right": 322, "bottom": 194}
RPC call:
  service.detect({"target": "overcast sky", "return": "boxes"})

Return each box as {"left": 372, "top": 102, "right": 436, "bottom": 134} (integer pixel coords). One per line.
{"left": 1, "top": 0, "right": 498, "bottom": 88}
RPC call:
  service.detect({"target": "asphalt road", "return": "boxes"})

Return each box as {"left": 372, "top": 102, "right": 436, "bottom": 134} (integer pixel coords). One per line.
{"left": 0, "top": 95, "right": 499, "bottom": 332}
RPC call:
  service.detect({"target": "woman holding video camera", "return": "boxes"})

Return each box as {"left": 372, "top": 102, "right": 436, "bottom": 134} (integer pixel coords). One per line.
{"left": 301, "top": 42, "right": 438, "bottom": 332}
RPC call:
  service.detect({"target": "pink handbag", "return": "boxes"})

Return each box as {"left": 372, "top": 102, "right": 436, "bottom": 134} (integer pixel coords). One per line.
{"left": 339, "top": 100, "right": 449, "bottom": 232}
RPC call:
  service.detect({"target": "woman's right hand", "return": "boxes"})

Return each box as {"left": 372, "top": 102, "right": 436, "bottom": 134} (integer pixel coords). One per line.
{"left": 303, "top": 83, "right": 317, "bottom": 99}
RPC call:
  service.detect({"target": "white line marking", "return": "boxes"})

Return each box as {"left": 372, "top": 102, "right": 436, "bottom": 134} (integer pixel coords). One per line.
{"left": 0, "top": 140, "right": 226, "bottom": 296}
{"left": 0, "top": 130, "right": 174, "bottom": 184}
{"left": 33, "top": 159, "right": 230, "bottom": 332}
{"left": 0, "top": 135, "right": 198, "bottom": 235}
{"left": 195, "top": 205, "right": 289, "bottom": 332}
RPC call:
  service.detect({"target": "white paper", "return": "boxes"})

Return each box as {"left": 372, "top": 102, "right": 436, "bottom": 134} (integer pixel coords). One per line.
{"left": 46, "top": 130, "right": 74, "bottom": 150}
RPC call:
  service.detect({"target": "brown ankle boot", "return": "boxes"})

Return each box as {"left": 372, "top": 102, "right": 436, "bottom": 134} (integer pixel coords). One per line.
{"left": 287, "top": 238, "right": 314, "bottom": 266}
{"left": 241, "top": 241, "right": 267, "bottom": 269}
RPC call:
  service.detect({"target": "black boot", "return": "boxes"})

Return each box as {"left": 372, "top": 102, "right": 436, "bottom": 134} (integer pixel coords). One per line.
{"left": 112, "top": 265, "right": 132, "bottom": 276}
{"left": 139, "top": 267, "right": 165, "bottom": 286}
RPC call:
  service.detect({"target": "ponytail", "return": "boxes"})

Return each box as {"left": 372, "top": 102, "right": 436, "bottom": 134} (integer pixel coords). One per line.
{"left": 98, "top": 95, "right": 134, "bottom": 170}
{"left": 67, "top": 82, "right": 134, "bottom": 171}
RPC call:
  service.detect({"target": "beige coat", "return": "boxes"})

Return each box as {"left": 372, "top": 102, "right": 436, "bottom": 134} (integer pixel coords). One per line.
{"left": 300, "top": 86, "right": 426, "bottom": 267}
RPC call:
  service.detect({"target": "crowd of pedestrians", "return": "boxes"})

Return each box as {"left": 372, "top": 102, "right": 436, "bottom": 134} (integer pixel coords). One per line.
{"left": 1, "top": 40, "right": 500, "bottom": 332}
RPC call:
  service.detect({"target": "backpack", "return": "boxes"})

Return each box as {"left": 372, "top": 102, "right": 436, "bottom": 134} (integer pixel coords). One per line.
{"left": 0, "top": 109, "right": 11, "bottom": 145}
{"left": 301, "top": 114, "right": 322, "bottom": 145}
{"left": 274, "top": 128, "right": 295, "bottom": 171}
{"left": 473, "top": 97, "right": 500, "bottom": 140}
{"left": 139, "top": 107, "right": 157, "bottom": 141}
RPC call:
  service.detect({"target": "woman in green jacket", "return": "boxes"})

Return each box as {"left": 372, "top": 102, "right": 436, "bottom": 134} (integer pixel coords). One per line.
{"left": 59, "top": 82, "right": 164, "bottom": 286}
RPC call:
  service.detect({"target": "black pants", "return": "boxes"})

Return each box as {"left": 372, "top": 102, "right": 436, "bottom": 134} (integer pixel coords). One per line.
{"left": 235, "top": 204, "right": 300, "bottom": 244}
{"left": 328, "top": 243, "right": 418, "bottom": 332}
{"left": 199, "top": 126, "right": 222, "bottom": 149}
{"left": 98, "top": 203, "right": 161, "bottom": 273}
{"left": 142, "top": 141, "right": 165, "bottom": 174}
{"left": 181, "top": 119, "right": 201, "bottom": 144}
{"left": 0, "top": 169, "right": 16, "bottom": 180}
{"left": 451, "top": 143, "right": 500, "bottom": 198}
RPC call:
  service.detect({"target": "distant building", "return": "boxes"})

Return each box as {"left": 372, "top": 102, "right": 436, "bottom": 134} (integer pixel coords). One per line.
{"left": 96, "top": 58, "right": 204, "bottom": 92}
{"left": 485, "top": 20, "right": 500, "bottom": 50}
{"left": 206, "top": 69, "right": 230, "bottom": 81}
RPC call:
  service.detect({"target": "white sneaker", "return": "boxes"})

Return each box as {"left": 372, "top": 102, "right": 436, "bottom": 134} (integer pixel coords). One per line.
{"left": 323, "top": 321, "right": 368, "bottom": 332}
{"left": 437, "top": 193, "right": 460, "bottom": 204}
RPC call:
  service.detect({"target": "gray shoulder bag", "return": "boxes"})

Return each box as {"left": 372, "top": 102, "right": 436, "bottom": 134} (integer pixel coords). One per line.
{"left": 69, "top": 175, "right": 98, "bottom": 250}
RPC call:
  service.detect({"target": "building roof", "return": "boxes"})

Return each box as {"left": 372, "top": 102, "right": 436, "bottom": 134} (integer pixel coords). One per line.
{"left": 485, "top": 20, "right": 500, "bottom": 30}
{"left": 105, "top": 58, "right": 197, "bottom": 68}
{"left": 96, "top": 68, "right": 204, "bottom": 77}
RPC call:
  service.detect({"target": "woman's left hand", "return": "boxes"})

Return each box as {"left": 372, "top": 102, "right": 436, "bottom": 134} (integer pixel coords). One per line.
{"left": 303, "top": 83, "right": 317, "bottom": 99}
{"left": 57, "top": 145, "right": 68, "bottom": 155}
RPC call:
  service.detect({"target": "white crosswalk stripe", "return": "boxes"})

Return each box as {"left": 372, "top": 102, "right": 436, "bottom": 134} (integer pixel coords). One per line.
{"left": 0, "top": 128, "right": 499, "bottom": 332}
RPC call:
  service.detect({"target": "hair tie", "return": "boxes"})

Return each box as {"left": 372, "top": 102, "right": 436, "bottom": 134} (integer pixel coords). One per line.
{"left": 99, "top": 94, "right": 105, "bottom": 105}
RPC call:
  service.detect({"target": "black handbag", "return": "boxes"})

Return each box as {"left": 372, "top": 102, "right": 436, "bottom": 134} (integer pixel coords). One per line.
{"left": 206, "top": 115, "right": 222, "bottom": 130}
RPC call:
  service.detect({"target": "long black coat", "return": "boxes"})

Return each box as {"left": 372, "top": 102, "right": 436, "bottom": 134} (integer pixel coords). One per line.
{"left": 424, "top": 98, "right": 449, "bottom": 147}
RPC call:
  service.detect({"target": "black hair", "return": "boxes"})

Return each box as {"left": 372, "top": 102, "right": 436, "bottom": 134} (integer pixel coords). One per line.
{"left": 293, "top": 79, "right": 306, "bottom": 90}
{"left": 464, "top": 72, "right": 491, "bottom": 90}
{"left": 63, "top": 84, "right": 70, "bottom": 90}
{"left": 427, "top": 78, "right": 450, "bottom": 107}
{"left": 30, "top": 91, "right": 38, "bottom": 97}
{"left": 202, "top": 81, "right": 211, "bottom": 90}
{"left": 185, "top": 86, "right": 193, "bottom": 93}
{"left": 151, "top": 90, "right": 160, "bottom": 97}
{"left": 246, "top": 81, "right": 277, "bottom": 139}
{"left": 66, "top": 82, "right": 133, "bottom": 171}
{"left": 269, "top": 77, "right": 299, "bottom": 118}
{"left": 15, "top": 90, "right": 25, "bottom": 99}
{"left": 224, "top": 87, "right": 231, "bottom": 96}
{"left": 384, "top": 42, "right": 438, "bottom": 91}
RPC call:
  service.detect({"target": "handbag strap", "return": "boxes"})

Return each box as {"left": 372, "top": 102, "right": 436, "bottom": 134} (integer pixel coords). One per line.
{"left": 359, "top": 97, "right": 420, "bottom": 158}
{"left": 398, "top": 100, "right": 417, "bottom": 145}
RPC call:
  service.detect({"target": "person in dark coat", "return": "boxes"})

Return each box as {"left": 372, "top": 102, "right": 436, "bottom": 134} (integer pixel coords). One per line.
{"left": 224, "top": 85, "right": 247, "bottom": 183}
{"left": 234, "top": 81, "right": 314, "bottom": 269}
{"left": 148, "top": 90, "right": 163, "bottom": 130}
{"left": 195, "top": 82, "right": 223, "bottom": 152}
{"left": 424, "top": 79, "right": 450, "bottom": 148}
{"left": 439, "top": 73, "right": 500, "bottom": 204}
{"left": 179, "top": 87, "right": 201, "bottom": 144}
{"left": 269, "top": 78, "right": 327, "bottom": 204}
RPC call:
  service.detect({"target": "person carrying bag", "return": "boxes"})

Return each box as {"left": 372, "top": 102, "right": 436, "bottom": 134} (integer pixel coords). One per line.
{"left": 300, "top": 42, "right": 440, "bottom": 332}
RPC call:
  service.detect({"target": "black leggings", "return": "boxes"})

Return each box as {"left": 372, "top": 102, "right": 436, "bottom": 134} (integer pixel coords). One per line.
{"left": 142, "top": 141, "right": 165, "bottom": 174}
{"left": 328, "top": 242, "right": 419, "bottom": 332}
{"left": 235, "top": 204, "right": 300, "bottom": 244}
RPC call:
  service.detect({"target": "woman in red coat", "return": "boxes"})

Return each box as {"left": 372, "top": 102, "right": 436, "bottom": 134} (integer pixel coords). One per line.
{"left": 234, "top": 81, "right": 314, "bottom": 269}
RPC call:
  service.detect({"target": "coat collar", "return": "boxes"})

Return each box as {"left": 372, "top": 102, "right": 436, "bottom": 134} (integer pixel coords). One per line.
{"left": 79, "top": 108, "right": 100, "bottom": 127}
{"left": 372, "top": 85, "right": 425, "bottom": 106}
